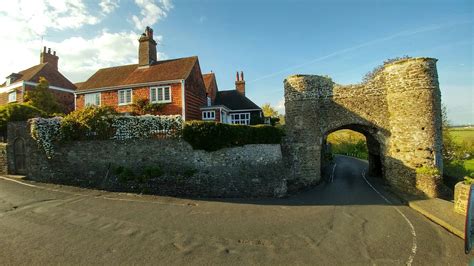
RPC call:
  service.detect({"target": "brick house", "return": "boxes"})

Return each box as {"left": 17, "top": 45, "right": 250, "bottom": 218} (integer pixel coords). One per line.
{"left": 75, "top": 27, "right": 207, "bottom": 121}
{"left": 200, "top": 71, "right": 263, "bottom": 125}
{"left": 76, "top": 26, "right": 262, "bottom": 124}
{"left": 0, "top": 47, "right": 76, "bottom": 112}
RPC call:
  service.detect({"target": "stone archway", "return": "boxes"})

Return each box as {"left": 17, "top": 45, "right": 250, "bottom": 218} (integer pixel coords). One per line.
{"left": 322, "top": 124, "right": 383, "bottom": 178}
{"left": 283, "top": 58, "right": 443, "bottom": 197}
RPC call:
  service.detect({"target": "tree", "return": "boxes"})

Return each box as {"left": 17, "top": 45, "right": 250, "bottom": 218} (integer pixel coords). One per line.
{"left": 24, "top": 77, "right": 63, "bottom": 115}
{"left": 262, "top": 103, "right": 279, "bottom": 118}
{"left": 0, "top": 103, "right": 45, "bottom": 139}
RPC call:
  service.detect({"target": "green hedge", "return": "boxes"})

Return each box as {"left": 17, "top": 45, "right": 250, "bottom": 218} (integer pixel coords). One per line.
{"left": 182, "top": 121, "right": 284, "bottom": 151}
{"left": 0, "top": 103, "right": 45, "bottom": 137}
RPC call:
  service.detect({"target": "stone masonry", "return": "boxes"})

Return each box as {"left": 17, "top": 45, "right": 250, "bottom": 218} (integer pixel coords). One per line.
{"left": 283, "top": 57, "right": 443, "bottom": 197}
{"left": 6, "top": 122, "right": 287, "bottom": 198}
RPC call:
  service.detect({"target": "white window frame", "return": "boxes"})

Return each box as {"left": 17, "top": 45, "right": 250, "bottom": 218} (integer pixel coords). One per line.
{"left": 8, "top": 91, "right": 16, "bottom": 103}
{"left": 230, "top": 113, "right": 250, "bottom": 125}
{"left": 150, "top": 86, "right": 172, "bottom": 103}
{"left": 202, "top": 110, "right": 216, "bottom": 120}
{"left": 84, "top": 92, "right": 101, "bottom": 106}
{"left": 118, "top": 89, "right": 133, "bottom": 106}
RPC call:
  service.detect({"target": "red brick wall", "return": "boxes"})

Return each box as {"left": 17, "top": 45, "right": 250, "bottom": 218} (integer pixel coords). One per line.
{"left": 76, "top": 83, "right": 183, "bottom": 115}
{"left": 0, "top": 87, "right": 23, "bottom": 105}
{"left": 0, "top": 86, "right": 73, "bottom": 113}
{"left": 24, "top": 85, "right": 74, "bottom": 113}
{"left": 185, "top": 60, "right": 207, "bottom": 121}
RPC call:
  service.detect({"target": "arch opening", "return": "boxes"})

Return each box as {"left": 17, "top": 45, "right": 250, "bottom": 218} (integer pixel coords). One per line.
{"left": 322, "top": 124, "right": 384, "bottom": 179}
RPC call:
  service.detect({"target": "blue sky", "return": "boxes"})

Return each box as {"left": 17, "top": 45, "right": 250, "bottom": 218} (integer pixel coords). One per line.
{"left": 1, "top": 0, "right": 472, "bottom": 124}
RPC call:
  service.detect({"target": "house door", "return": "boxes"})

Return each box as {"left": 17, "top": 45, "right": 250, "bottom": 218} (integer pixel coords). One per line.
{"left": 13, "top": 138, "right": 26, "bottom": 175}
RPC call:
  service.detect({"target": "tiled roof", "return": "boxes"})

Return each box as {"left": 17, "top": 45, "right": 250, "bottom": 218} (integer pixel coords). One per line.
{"left": 78, "top": 56, "right": 198, "bottom": 92}
{"left": 0, "top": 63, "right": 76, "bottom": 90}
{"left": 74, "top": 82, "right": 85, "bottom": 89}
{"left": 202, "top": 73, "right": 215, "bottom": 92}
{"left": 214, "top": 90, "right": 261, "bottom": 111}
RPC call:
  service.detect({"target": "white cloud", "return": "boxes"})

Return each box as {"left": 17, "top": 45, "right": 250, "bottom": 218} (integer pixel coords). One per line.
{"left": 276, "top": 98, "right": 285, "bottom": 114}
{"left": 0, "top": 0, "right": 100, "bottom": 36}
{"left": 132, "top": 0, "right": 173, "bottom": 30}
{"left": 0, "top": 0, "right": 168, "bottom": 83}
{"left": 100, "top": 0, "right": 120, "bottom": 14}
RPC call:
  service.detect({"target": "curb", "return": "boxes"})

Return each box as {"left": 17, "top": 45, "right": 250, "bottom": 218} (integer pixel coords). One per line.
{"left": 408, "top": 200, "right": 464, "bottom": 239}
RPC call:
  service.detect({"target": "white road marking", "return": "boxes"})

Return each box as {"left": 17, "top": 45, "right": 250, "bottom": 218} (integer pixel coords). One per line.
{"left": 0, "top": 175, "right": 189, "bottom": 207}
{"left": 361, "top": 171, "right": 417, "bottom": 266}
{"left": 330, "top": 163, "right": 337, "bottom": 183}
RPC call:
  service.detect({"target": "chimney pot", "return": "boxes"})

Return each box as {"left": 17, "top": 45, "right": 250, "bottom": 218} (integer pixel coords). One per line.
{"left": 43, "top": 46, "right": 47, "bottom": 53}
{"left": 138, "top": 26, "right": 158, "bottom": 66}
{"left": 236, "top": 71, "right": 239, "bottom": 81}
{"left": 241, "top": 71, "right": 244, "bottom": 81}
{"left": 47, "top": 48, "right": 51, "bottom": 54}
{"left": 53, "top": 51, "right": 56, "bottom": 56}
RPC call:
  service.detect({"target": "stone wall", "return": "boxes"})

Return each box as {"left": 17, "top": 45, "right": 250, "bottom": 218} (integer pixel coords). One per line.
{"left": 454, "top": 182, "right": 471, "bottom": 215}
{"left": 284, "top": 57, "right": 443, "bottom": 197}
{"left": 6, "top": 122, "right": 287, "bottom": 198}
{"left": 0, "top": 143, "right": 7, "bottom": 174}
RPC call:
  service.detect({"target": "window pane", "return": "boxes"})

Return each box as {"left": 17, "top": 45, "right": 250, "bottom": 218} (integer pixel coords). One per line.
{"left": 95, "top": 93, "right": 100, "bottom": 105}
{"left": 126, "top": 90, "right": 132, "bottom": 103}
{"left": 164, "top": 87, "right": 170, "bottom": 101}
{"left": 150, "top": 88, "right": 156, "bottom": 102}
{"left": 158, "top": 88, "right": 163, "bottom": 101}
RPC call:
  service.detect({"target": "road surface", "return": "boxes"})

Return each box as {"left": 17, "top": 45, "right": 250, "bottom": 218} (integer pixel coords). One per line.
{"left": 0, "top": 156, "right": 470, "bottom": 265}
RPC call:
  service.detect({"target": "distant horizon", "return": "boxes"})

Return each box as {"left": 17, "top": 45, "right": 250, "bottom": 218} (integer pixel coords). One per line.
{"left": 0, "top": 0, "right": 472, "bottom": 124}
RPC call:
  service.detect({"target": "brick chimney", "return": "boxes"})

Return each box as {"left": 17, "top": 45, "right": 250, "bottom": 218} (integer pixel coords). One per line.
{"left": 40, "top": 46, "right": 58, "bottom": 70}
{"left": 235, "top": 71, "right": 245, "bottom": 95}
{"left": 138, "top": 26, "right": 157, "bottom": 67}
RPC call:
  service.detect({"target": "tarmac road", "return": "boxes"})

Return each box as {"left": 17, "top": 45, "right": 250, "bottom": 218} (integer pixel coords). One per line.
{"left": 0, "top": 155, "right": 470, "bottom": 265}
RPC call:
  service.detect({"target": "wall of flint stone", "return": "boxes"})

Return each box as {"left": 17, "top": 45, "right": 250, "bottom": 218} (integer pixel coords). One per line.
{"left": 6, "top": 122, "right": 287, "bottom": 198}
{"left": 0, "top": 143, "right": 7, "bottom": 175}
{"left": 283, "top": 57, "right": 443, "bottom": 197}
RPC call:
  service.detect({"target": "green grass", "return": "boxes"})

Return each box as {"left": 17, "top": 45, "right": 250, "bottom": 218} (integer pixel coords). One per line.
{"left": 449, "top": 128, "right": 474, "bottom": 146}
{"left": 327, "top": 130, "right": 368, "bottom": 160}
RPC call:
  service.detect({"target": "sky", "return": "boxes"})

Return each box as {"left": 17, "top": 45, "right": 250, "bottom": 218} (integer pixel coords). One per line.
{"left": 0, "top": 0, "right": 472, "bottom": 125}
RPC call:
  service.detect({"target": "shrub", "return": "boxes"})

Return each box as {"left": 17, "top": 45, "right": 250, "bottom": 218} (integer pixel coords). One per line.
{"left": 30, "top": 117, "right": 62, "bottom": 158}
{"left": 182, "top": 121, "right": 284, "bottom": 151}
{"left": 61, "top": 106, "right": 117, "bottom": 140}
{"left": 464, "top": 176, "right": 474, "bottom": 185}
{"left": 114, "top": 166, "right": 136, "bottom": 183}
{"left": 415, "top": 166, "right": 440, "bottom": 175}
{"left": 143, "top": 166, "right": 163, "bottom": 179}
{"left": 132, "top": 98, "right": 165, "bottom": 115}
{"left": 24, "top": 77, "right": 63, "bottom": 114}
{"left": 112, "top": 115, "right": 182, "bottom": 140}
{"left": 0, "top": 103, "right": 45, "bottom": 137}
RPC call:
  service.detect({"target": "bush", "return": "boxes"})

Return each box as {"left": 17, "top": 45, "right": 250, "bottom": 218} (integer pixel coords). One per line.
{"left": 61, "top": 106, "right": 117, "bottom": 140}
{"left": 182, "top": 121, "right": 284, "bottom": 151}
{"left": 132, "top": 98, "right": 165, "bottom": 115}
{"left": 24, "top": 77, "right": 63, "bottom": 114}
{"left": 464, "top": 176, "right": 474, "bottom": 185}
{"left": 0, "top": 103, "right": 45, "bottom": 137}
{"left": 415, "top": 166, "right": 440, "bottom": 175}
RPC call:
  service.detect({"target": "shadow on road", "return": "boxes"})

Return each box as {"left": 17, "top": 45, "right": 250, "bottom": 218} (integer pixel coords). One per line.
{"left": 185, "top": 156, "right": 401, "bottom": 207}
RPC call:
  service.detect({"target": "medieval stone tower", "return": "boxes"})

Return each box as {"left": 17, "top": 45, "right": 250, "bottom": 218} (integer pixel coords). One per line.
{"left": 283, "top": 57, "right": 443, "bottom": 197}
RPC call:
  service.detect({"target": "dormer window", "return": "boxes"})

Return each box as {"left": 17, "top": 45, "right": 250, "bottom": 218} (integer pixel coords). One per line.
{"left": 6, "top": 78, "right": 11, "bottom": 86}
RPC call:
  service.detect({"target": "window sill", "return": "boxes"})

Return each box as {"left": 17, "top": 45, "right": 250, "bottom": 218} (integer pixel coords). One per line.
{"left": 118, "top": 103, "right": 132, "bottom": 106}
{"left": 151, "top": 101, "right": 172, "bottom": 104}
